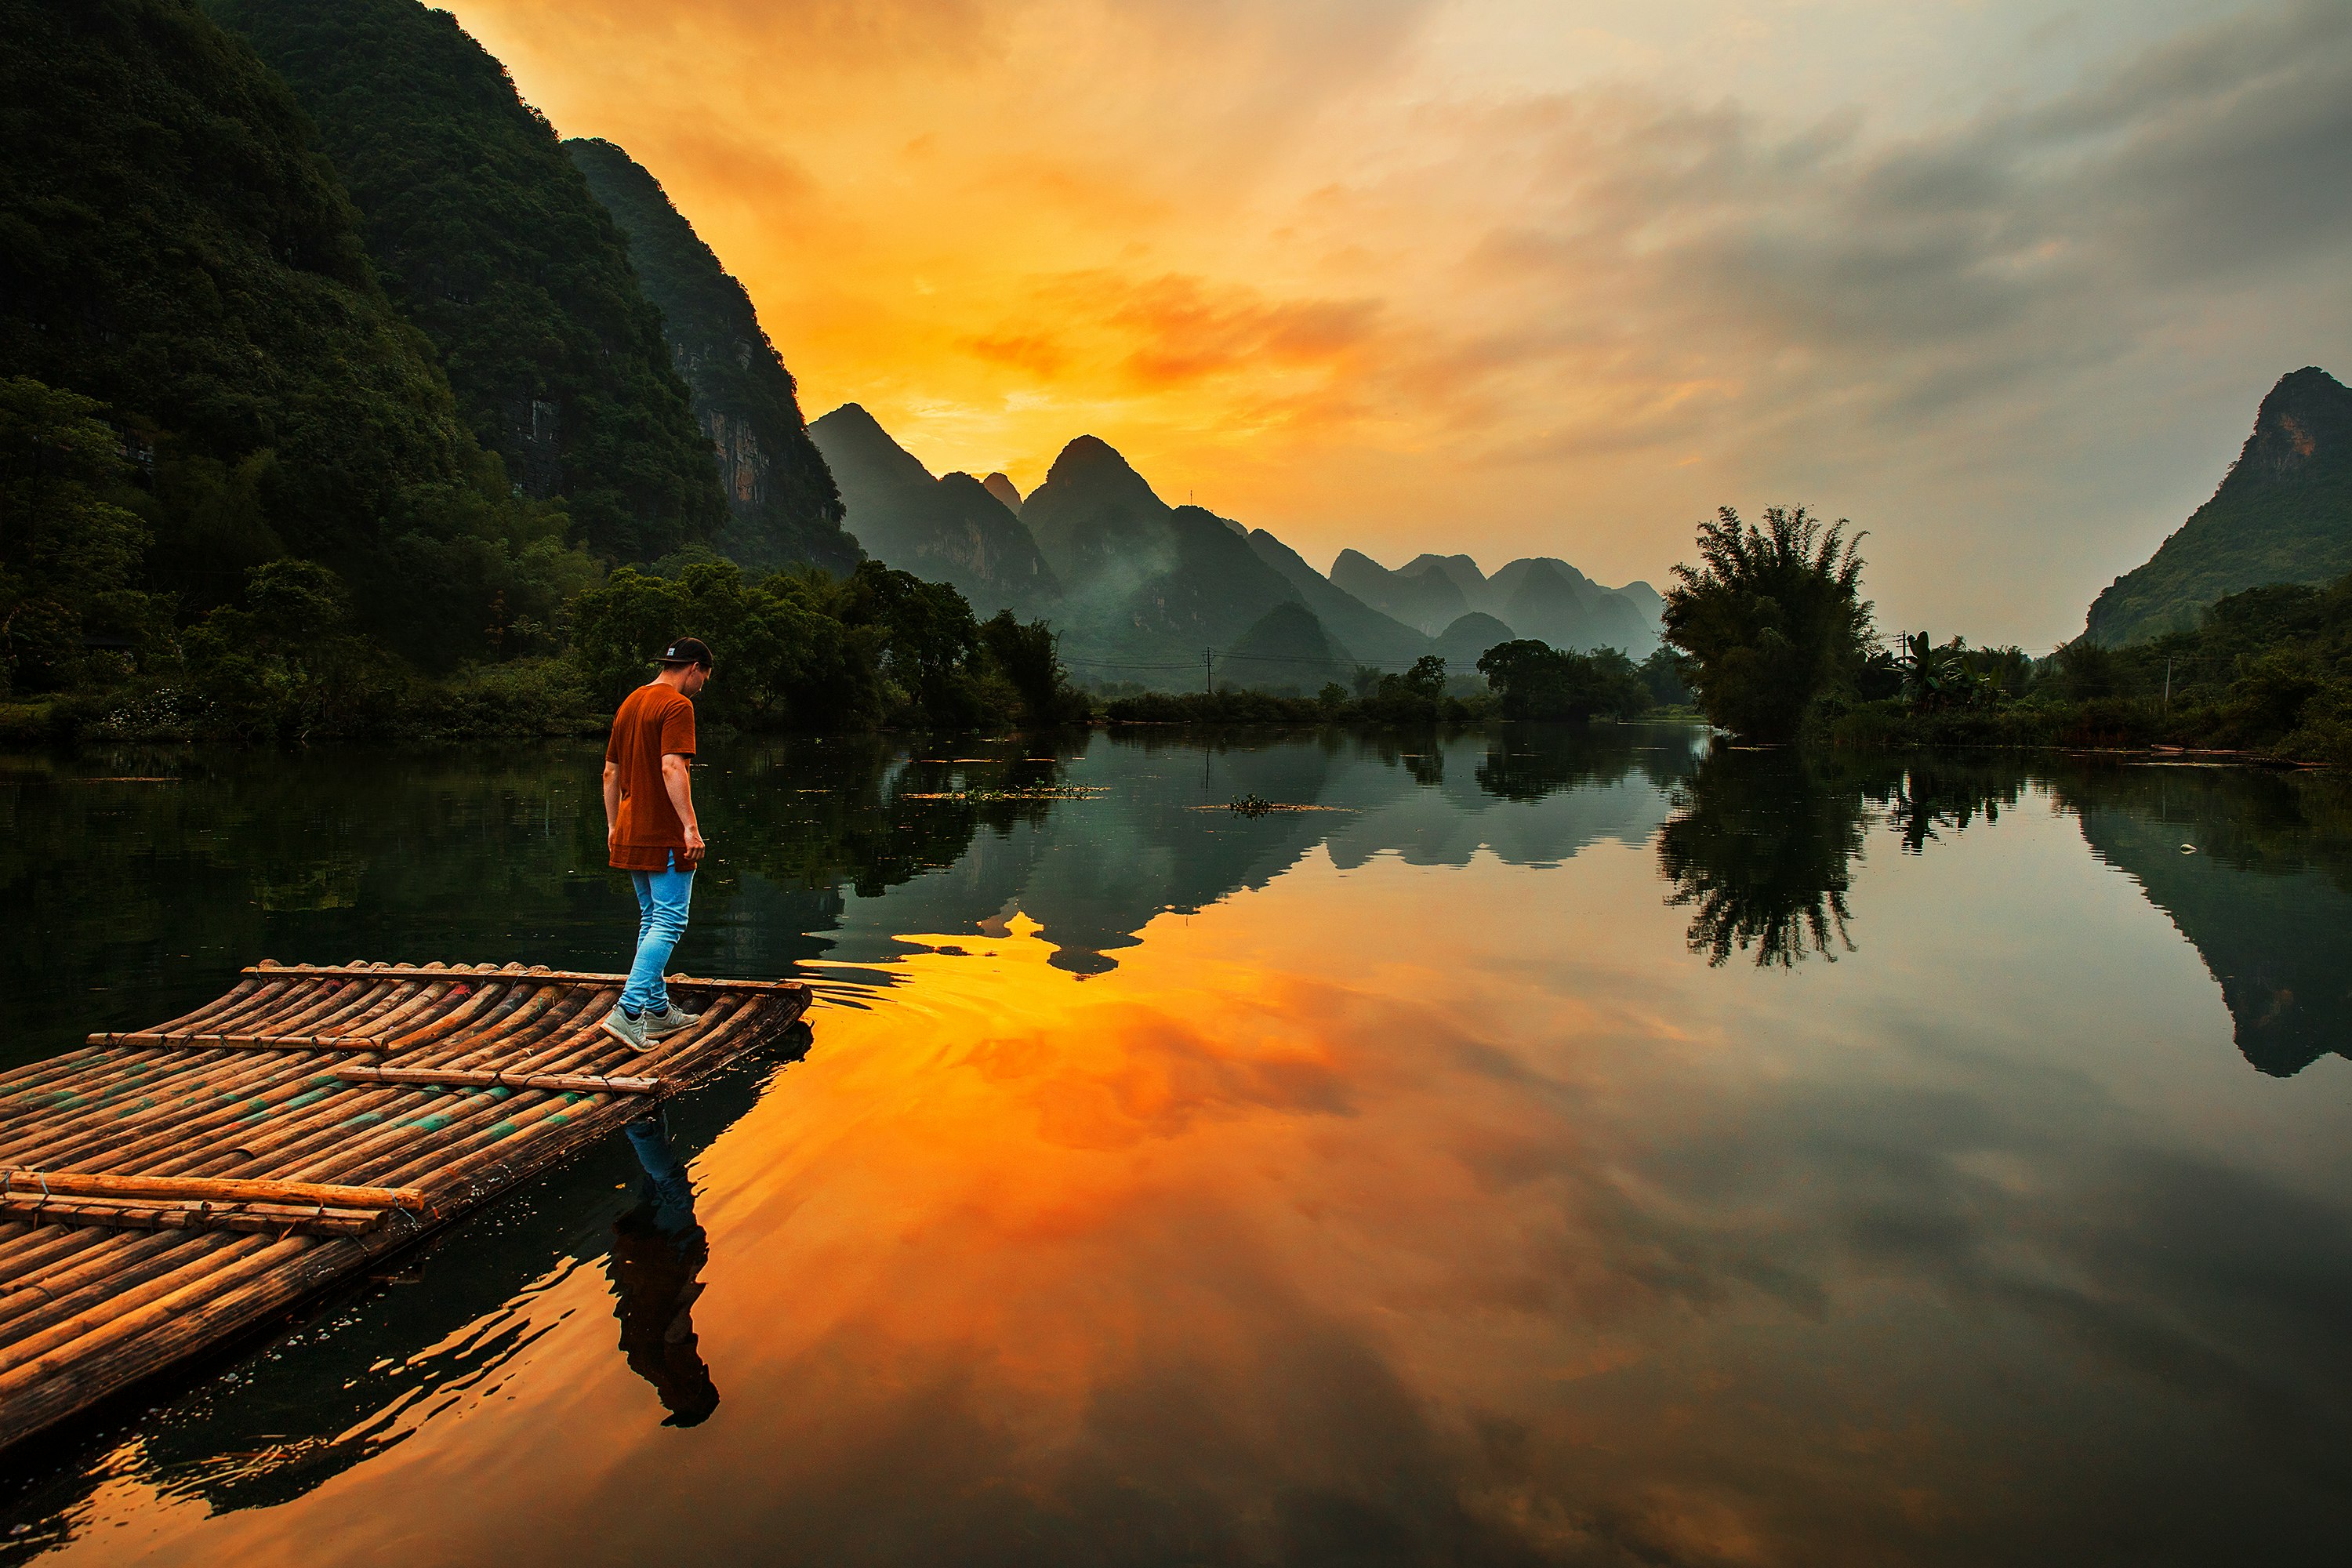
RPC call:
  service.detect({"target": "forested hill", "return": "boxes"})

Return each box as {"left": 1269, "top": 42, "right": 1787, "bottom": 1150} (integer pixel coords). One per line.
{"left": 206, "top": 0, "right": 725, "bottom": 563}
{"left": 0, "top": 0, "right": 597, "bottom": 675}
{"left": 0, "top": 0, "right": 477, "bottom": 575}
{"left": 2086, "top": 366, "right": 2352, "bottom": 645}
{"left": 565, "top": 137, "right": 857, "bottom": 575}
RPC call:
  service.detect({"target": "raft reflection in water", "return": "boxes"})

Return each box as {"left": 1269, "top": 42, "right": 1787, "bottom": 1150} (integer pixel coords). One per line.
{"left": 610, "top": 1114, "right": 718, "bottom": 1428}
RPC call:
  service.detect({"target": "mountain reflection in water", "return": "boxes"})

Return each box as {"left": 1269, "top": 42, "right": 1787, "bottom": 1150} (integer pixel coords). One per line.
{"left": 2, "top": 728, "right": 2349, "bottom": 1565}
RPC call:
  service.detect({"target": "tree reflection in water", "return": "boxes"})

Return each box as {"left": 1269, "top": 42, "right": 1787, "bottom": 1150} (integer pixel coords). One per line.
{"left": 1879, "top": 760, "right": 2027, "bottom": 854}
{"left": 1656, "top": 748, "right": 1869, "bottom": 967}
{"left": 1657, "top": 748, "right": 2040, "bottom": 967}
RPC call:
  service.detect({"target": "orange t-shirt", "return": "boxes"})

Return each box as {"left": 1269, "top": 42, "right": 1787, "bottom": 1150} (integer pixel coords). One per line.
{"left": 605, "top": 684, "right": 699, "bottom": 870}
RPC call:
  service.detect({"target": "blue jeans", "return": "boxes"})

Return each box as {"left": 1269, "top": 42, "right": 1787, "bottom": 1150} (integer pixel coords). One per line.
{"left": 622, "top": 853, "right": 695, "bottom": 1016}
{"left": 623, "top": 1112, "right": 696, "bottom": 1236}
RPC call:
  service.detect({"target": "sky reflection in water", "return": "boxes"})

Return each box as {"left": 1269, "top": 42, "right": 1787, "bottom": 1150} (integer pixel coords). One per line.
{"left": 2, "top": 728, "right": 2350, "bottom": 1566}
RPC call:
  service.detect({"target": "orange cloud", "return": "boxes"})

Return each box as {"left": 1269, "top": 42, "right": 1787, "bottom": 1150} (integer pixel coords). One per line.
{"left": 443, "top": 0, "right": 2352, "bottom": 644}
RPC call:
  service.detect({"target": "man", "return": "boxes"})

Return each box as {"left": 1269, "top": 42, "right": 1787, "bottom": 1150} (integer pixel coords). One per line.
{"left": 601, "top": 637, "right": 713, "bottom": 1050}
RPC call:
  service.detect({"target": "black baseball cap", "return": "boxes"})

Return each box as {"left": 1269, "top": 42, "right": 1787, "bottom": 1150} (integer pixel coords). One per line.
{"left": 657, "top": 636, "right": 714, "bottom": 669}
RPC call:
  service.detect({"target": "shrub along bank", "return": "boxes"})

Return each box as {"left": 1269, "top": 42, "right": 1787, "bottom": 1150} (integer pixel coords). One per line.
{"left": 1822, "top": 572, "right": 2352, "bottom": 766}
{"left": 1, "top": 554, "right": 1087, "bottom": 746}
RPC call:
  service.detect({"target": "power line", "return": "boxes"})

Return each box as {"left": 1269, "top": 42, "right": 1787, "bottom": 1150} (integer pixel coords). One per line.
{"left": 1060, "top": 652, "right": 1443, "bottom": 672}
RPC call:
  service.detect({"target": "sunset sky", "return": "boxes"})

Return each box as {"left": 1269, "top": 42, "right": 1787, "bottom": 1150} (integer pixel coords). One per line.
{"left": 446, "top": 0, "right": 2351, "bottom": 646}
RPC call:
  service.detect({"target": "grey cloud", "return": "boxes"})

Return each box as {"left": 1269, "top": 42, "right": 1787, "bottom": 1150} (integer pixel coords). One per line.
{"left": 1466, "top": 0, "right": 2352, "bottom": 439}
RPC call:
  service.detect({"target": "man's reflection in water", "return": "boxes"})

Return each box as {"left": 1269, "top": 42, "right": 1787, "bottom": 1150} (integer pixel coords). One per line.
{"left": 606, "top": 1110, "right": 719, "bottom": 1427}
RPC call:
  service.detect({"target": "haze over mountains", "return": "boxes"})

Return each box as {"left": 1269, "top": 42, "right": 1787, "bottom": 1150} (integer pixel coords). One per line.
{"left": 812, "top": 405, "right": 1666, "bottom": 687}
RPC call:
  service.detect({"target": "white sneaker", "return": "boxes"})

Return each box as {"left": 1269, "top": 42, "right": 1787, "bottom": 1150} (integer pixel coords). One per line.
{"left": 599, "top": 1006, "right": 650, "bottom": 1051}
{"left": 643, "top": 1004, "right": 702, "bottom": 1040}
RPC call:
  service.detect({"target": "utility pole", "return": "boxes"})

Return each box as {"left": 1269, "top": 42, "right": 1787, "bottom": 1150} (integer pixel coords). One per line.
{"left": 2163, "top": 657, "right": 2172, "bottom": 714}
{"left": 1204, "top": 648, "right": 1214, "bottom": 695}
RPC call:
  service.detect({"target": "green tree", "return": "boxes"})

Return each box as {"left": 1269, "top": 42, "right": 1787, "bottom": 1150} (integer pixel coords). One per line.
{"left": 978, "top": 610, "right": 1084, "bottom": 728}
{"left": 1476, "top": 639, "right": 1650, "bottom": 721}
{"left": 1, "top": 0, "right": 606, "bottom": 671}
{"left": 568, "top": 561, "right": 865, "bottom": 731}
{"left": 0, "top": 377, "right": 172, "bottom": 695}
{"left": 1894, "top": 632, "right": 1972, "bottom": 711}
{"left": 565, "top": 137, "right": 855, "bottom": 575}
{"left": 186, "top": 560, "right": 403, "bottom": 742}
{"left": 2047, "top": 638, "right": 2122, "bottom": 702}
{"left": 833, "top": 561, "right": 983, "bottom": 728}
{"left": 1662, "top": 506, "right": 1873, "bottom": 741}
{"left": 1637, "top": 645, "right": 1691, "bottom": 706}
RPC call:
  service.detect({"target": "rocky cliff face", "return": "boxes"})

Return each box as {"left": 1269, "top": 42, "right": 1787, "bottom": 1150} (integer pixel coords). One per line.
{"left": 2086, "top": 366, "right": 2352, "bottom": 645}
{"left": 564, "top": 136, "right": 857, "bottom": 575}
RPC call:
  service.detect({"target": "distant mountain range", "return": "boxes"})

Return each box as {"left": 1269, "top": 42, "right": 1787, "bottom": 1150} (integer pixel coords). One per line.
{"left": 814, "top": 405, "right": 1663, "bottom": 688}
{"left": 1334, "top": 551, "right": 1661, "bottom": 652}
{"left": 808, "top": 405, "right": 1054, "bottom": 608}
{"left": 2086, "top": 366, "right": 2352, "bottom": 645}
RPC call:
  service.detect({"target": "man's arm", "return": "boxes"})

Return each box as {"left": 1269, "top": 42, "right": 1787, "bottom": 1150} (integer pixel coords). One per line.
{"left": 602, "top": 760, "right": 622, "bottom": 851}
{"left": 662, "top": 753, "right": 705, "bottom": 859}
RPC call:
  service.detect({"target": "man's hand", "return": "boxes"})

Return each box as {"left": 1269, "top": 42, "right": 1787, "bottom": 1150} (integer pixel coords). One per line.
{"left": 662, "top": 752, "right": 703, "bottom": 866}
{"left": 602, "top": 760, "right": 622, "bottom": 851}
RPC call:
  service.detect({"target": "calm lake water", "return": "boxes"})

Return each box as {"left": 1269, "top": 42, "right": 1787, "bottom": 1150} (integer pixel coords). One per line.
{"left": 2, "top": 726, "right": 2349, "bottom": 1566}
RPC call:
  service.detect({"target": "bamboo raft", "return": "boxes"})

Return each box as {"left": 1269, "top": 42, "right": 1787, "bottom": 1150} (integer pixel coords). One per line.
{"left": 0, "top": 960, "right": 810, "bottom": 1454}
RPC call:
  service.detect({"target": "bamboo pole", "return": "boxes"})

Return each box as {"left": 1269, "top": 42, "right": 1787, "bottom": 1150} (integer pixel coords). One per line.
{"left": 173, "top": 988, "right": 623, "bottom": 1185}
{"left": 0, "top": 980, "right": 531, "bottom": 1174}
{"left": 0, "top": 1231, "right": 192, "bottom": 1330}
{"left": 0, "top": 977, "right": 293, "bottom": 1129}
{"left": 332, "top": 1066, "right": 666, "bottom": 1095}
{"left": 108, "top": 1002, "right": 593, "bottom": 1190}
{"left": 249, "top": 962, "right": 810, "bottom": 995}
{"left": 0, "top": 1233, "right": 366, "bottom": 1450}
{"left": 223, "top": 975, "right": 419, "bottom": 1047}
{"left": 0, "top": 984, "right": 275, "bottom": 1091}
{"left": 0, "top": 1171, "right": 424, "bottom": 1211}
{"left": 9, "top": 981, "right": 730, "bottom": 1191}
{"left": 0, "top": 1234, "right": 305, "bottom": 1388}
{"left": 378, "top": 973, "right": 535, "bottom": 1054}
{"left": 0, "top": 1198, "right": 381, "bottom": 1238}
{"left": 0, "top": 1053, "right": 335, "bottom": 1174}
{"left": 0, "top": 1227, "right": 109, "bottom": 1290}
{"left": 363, "top": 994, "right": 783, "bottom": 1194}
{"left": 327, "top": 999, "right": 748, "bottom": 1192}
{"left": 0, "top": 1234, "right": 256, "bottom": 1377}
{"left": 86, "top": 1033, "right": 386, "bottom": 1052}
{"left": 399, "top": 982, "right": 561, "bottom": 1058}
{"left": 10, "top": 1066, "right": 356, "bottom": 1174}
